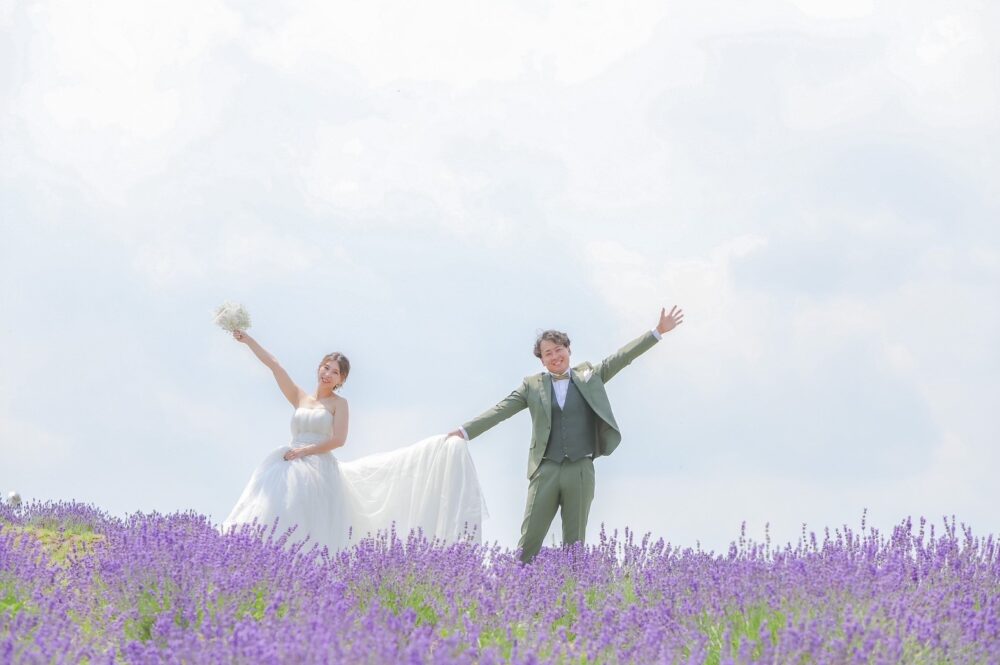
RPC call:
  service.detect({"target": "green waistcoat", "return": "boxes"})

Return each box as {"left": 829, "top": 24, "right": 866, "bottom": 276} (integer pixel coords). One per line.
{"left": 543, "top": 380, "right": 598, "bottom": 462}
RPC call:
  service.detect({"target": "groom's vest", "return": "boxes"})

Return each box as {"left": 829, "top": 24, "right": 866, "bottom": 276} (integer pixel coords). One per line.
{"left": 543, "top": 379, "right": 598, "bottom": 462}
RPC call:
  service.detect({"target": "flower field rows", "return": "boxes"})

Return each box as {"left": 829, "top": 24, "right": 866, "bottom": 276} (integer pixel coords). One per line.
{"left": 1, "top": 502, "right": 998, "bottom": 663}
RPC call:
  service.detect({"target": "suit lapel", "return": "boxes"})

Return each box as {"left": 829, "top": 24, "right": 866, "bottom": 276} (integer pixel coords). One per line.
{"left": 572, "top": 365, "right": 619, "bottom": 433}
{"left": 570, "top": 366, "right": 589, "bottom": 398}
{"left": 538, "top": 373, "right": 553, "bottom": 422}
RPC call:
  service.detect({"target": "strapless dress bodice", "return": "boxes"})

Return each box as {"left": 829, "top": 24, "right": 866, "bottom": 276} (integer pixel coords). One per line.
{"left": 291, "top": 407, "right": 334, "bottom": 446}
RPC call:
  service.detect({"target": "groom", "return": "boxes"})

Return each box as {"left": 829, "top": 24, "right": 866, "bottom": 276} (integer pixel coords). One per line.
{"left": 449, "top": 305, "right": 684, "bottom": 562}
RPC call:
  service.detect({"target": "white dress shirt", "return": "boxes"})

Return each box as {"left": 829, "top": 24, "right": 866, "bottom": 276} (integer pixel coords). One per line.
{"left": 549, "top": 370, "right": 571, "bottom": 409}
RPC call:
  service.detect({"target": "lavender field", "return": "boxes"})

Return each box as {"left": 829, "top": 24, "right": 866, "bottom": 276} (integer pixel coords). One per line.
{"left": 1, "top": 502, "right": 997, "bottom": 664}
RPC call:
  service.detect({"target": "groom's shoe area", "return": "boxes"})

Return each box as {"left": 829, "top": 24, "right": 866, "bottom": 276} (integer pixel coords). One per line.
{"left": 455, "top": 306, "right": 684, "bottom": 563}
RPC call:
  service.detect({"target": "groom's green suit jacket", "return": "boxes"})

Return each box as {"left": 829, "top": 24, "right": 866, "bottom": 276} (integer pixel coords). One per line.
{"left": 462, "top": 331, "right": 660, "bottom": 479}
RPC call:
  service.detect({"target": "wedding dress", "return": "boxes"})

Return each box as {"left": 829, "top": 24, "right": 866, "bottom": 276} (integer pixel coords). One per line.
{"left": 223, "top": 407, "right": 486, "bottom": 551}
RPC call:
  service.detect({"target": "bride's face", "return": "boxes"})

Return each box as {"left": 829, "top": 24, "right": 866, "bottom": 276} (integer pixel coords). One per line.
{"left": 317, "top": 362, "right": 343, "bottom": 389}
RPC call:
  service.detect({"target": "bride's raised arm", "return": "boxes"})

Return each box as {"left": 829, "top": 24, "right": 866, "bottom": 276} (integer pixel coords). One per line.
{"left": 233, "top": 330, "right": 306, "bottom": 408}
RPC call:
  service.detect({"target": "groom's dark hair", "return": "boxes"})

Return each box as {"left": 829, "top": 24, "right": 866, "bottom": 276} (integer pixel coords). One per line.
{"left": 533, "top": 330, "right": 571, "bottom": 358}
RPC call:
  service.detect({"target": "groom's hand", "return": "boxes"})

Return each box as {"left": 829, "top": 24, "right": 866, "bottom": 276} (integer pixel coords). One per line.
{"left": 447, "top": 429, "right": 462, "bottom": 438}
{"left": 656, "top": 305, "right": 684, "bottom": 335}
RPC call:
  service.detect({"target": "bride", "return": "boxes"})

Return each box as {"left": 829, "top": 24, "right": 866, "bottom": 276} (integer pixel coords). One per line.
{"left": 222, "top": 330, "right": 486, "bottom": 551}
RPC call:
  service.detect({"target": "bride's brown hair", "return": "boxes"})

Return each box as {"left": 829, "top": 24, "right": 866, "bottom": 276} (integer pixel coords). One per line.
{"left": 319, "top": 352, "right": 350, "bottom": 390}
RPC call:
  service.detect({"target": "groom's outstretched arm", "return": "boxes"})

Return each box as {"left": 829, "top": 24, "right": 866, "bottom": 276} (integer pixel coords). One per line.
{"left": 598, "top": 305, "right": 684, "bottom": 383}
{"left": 453, "top": 380, "right": 529, "bottom": 440}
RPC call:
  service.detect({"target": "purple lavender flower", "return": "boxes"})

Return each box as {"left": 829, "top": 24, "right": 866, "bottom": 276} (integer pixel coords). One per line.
{"left": 1, "top": 502, "right": 997, "bottom": 663}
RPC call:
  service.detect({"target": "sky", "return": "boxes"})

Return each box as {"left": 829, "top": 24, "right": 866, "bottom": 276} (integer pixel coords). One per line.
{"left": 2, "top": 0, "right": 998, "bottom": 553}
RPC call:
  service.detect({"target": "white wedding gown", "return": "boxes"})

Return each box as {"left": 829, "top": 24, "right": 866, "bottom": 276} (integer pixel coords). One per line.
{"left": 223, "top": 407, "right": 487, "bottom": 551}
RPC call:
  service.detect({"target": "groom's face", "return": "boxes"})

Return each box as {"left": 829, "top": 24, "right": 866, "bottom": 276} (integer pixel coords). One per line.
{"left": 538, "top": 339, "right": 570, "bottom": 375}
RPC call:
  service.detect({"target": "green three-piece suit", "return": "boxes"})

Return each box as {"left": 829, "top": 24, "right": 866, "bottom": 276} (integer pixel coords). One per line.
{"left": 462, "top": 330, "right": 660, "bottom": 562}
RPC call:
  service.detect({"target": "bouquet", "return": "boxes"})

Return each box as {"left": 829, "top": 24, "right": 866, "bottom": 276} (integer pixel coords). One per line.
{"left": 213, "top": 301, "right": 252, "bottom": 333}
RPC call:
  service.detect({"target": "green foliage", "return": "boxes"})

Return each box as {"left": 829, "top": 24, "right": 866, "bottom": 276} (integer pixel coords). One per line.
{"left": 619, "top": 574, "right": 639, "bottom": 606}
{"left": 477, "top": 623, "right": 528, "bottom": 660}
{"left": 247, "top": 586, "right": 268, "bottom": 622}
{"left": 698, "top": 602, "right": 786, "bottom": 665}
{"left": 26, "top": 515, "right": 96, "bottom": 536}
{"left": 377, "top": 578, "right": 441, "bottom": 627}
{"left": 3, "top": 523, "right": 104, "bottom": 565}
{"left": 552, "top": 593, "right": 579, "bottom": 642}
{"left": 124, "top": 587, "right": 168, "bottom": 643}
{"left": 0, "top": 582, "right": 28, "bottom": 618}
{"left": 233, "top": 583, "right": 287, "bottom": 622}
{"left": 117, "top": 579, "right": 288, "bottom": 645}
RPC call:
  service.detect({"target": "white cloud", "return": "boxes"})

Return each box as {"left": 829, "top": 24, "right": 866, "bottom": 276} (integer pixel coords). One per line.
{"left": 299, "top": 119, "right": 467, "bottom": 228}
{"left": 582, "top": 223, "right": 1000, "bottom": 536}
{"left": 216, "top": 223, "right": 326, "bottom": 276}
{"left": 788, "top": 0, "right": 874, "bottom": 21}
{"left": 0, "top": 0, "right": 14, "bottom": 27}
{"left": 0, "top": 412, "right": 71, "bottom": 467}
{"left": 131, "top": 221, "right": 329, "bottom": 288}
{"left": 585, "top": 236, "right": 771, "bottom": 393}
{"left": 12, "top": 0, "right": 243, "bottom": 201}
{"left": 133, "top": 242, "right": 208, "bottom": 287}
{"left": 781, "top": 66, "right": 888, "bottom": 131}
{"left": 886, "top": 9, "right": 999, "bottom": 126}
{"left": 249, "top": 0, "right": 671, "bottom": 87}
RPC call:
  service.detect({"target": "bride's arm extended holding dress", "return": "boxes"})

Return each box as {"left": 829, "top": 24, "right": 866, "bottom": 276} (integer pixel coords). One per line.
{"left": 233, "top": 330, "right": 306, "bottom": 407}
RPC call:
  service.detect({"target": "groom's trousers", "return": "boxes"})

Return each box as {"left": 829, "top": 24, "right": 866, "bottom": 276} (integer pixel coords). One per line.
{"left": 517, "top": 457, "right": 595, "bottom": 563}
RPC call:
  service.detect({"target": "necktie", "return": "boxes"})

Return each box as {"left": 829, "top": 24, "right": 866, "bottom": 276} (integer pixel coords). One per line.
{"left": 551, "top": 372, "right": 569, "bottom": 381}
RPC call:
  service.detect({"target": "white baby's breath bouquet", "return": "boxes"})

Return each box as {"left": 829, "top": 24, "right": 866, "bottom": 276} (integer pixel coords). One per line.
{"left": 213, "top": 301, "right": 252, "bottom": 333}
